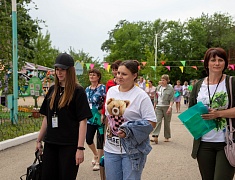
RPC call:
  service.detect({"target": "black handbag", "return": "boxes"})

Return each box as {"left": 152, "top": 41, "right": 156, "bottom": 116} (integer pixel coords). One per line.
{"left": 20, "top": 150, "right": 43, "bottom": 180}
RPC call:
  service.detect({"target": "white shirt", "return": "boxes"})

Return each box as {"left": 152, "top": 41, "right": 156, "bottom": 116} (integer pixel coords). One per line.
{"left": 104, "top": 85, "right": 156, "bottom": 154}
{"left": 197, "top": 78, "right": 228, "bottom": 142}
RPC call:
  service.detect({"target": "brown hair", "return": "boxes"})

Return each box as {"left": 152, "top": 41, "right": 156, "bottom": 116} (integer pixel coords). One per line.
{"left": 50, "top": 66, "right": 78, "bottom": 110}
{"left": 88, "top": 68, "right": 102, "bottom": 83}
{"left": 119, "top": 60, "right": 139, "bottom": 81}
{"left": 111, "top": 60, "right": 122, "bottom": 69}
{"left": 204, "top": 47, "right": 228, "bottom": 74}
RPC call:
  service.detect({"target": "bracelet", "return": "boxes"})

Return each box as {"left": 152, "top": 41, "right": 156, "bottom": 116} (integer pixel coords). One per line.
{"left": 36, "top": 140, "right": 42, "bottom": 143}
{"left": 169, "top": 105, "right": 172, "bottom": 108}
{"left": 77, "top": 147, "right": 85, "bottom": 150}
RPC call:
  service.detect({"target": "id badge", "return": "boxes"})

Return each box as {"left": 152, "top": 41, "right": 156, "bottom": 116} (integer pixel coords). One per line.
{"left": 52, "top": 116, "right": 58, "bottom": 128}
{"left": 89, "top": 102, "right": 92, "bottom": 109}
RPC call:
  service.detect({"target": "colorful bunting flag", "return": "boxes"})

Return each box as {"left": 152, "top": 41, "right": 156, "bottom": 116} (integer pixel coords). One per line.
{"left": 107, "top": 65, "right": 111, "bottom": 72}
{"left": 142, "top": 62, "right": 147, "bottom": 66}
{"left": 86, "top": 63, "right": 91, "bottom": 69}
{"left": 191, "top": 66, "right": 197, "bottom": 70}
{"left": 180, "top": 61, "right": 186, "bottom": 67}
{"left": 161, "top": 61, "right": 166, "bottom": 65}
{"left": 179, "top": 66, "right": 184, "bottom": 73}
{"left": 165, "top": 66, "right": 170, "bottom": 71}
{"left": 90, "top": 64, "right": 94, "bottom": 69}
{"left": 103, "top": 62, "right": 109, "bottom": 69}
{"left": 150, "top": 66, "right": 156, "bottom": 71}
{"left": 228, "top": 64, "right": 235, "bottom": 70}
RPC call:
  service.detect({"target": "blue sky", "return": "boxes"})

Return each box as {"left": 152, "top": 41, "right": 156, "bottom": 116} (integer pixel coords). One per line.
{"left": 29, "top": 0, "right": 235, "bottom": 61}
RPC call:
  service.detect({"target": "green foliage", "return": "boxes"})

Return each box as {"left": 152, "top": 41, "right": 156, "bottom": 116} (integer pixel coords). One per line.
{"left": 101, "top": 13, "right": 235, "bottom": 85}
{"left": 0, "top": 112, "right": 42, "bottom": 141}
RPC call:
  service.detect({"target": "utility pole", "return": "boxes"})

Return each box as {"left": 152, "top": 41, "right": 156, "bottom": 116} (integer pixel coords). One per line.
{"left": 11, "top": 0, "right": 18, "bottom": 123}
{"left": 154, "top": 27, "right": 165, "bottom": 80}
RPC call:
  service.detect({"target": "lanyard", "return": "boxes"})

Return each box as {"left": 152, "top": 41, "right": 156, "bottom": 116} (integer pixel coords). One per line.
{"left": 207, "top": 74, "right": 223, "bottom": 108}
{"left": 53, "top": 88, "right": 63, "bottom": 115}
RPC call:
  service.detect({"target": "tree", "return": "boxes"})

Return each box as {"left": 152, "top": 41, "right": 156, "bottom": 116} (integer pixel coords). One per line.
{"left": 0, "top": 0, "right": 41, "bottom": 94}
{"left": 30, "top": 31, "right": 59, "bottom": 68}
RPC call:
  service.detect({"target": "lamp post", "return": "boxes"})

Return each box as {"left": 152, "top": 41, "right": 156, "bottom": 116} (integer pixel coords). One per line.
{"left": 11, "top": 0, "right": 18, "bottom": 123}
{"left": 154, "top": 28, "right": 164, "bottom": 79}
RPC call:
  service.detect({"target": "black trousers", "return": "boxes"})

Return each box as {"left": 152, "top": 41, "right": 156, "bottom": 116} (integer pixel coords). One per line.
{"left": 41, "top": 143, "right": 79, "bottom": 180}
{"left": 197, "top": 141, "right": 235, "bottom": 180}
{"left": 86, "top": 124, "right": 104, "bottom": 149}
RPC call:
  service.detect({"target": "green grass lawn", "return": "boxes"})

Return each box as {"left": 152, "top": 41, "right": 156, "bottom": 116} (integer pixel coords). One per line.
{"left": 0, "top": 111, "right": 42, "bottom": 141}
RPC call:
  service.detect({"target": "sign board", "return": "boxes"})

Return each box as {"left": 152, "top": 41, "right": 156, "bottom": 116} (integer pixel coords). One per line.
{"left": 75, "top": 61, "right": 83, "bottom": 75}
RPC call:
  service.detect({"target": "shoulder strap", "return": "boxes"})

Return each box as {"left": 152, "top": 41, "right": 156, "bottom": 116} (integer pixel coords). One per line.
{"left": 229, "top": 76, "right": 233, "bottom": 128}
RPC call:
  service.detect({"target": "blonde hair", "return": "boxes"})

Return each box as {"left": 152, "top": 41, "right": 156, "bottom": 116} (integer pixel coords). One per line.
{"left": 161, "top": 74, "right": 170, "bottom": 83}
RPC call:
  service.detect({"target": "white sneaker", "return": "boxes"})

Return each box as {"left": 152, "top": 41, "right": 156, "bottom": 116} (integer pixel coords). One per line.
{"left": 93, "top": 162, "right": 100, "bottom": 171}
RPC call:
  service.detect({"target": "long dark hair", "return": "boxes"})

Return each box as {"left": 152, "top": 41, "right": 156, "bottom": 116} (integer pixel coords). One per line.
{"left": 50, "top": 66, "right": 78, "bottom": 110}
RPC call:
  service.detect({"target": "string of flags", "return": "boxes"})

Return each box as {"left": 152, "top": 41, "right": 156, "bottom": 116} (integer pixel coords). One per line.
{"left": 76, "top": 60, "right": 235, "bottom": 73}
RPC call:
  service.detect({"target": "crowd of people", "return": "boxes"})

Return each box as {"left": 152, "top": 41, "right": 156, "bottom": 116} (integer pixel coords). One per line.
{"left": 35, "top": 47, "right": 235, "bottom": 180}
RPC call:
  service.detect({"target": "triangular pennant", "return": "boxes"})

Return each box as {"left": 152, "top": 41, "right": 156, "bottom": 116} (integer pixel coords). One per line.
{"left": 180, "top": 61, "right": 186, "bottom": 67}
{"left": 103, "top": 62, "right": 109, "bottom": 69}
{"left": 86, "top": 63, "right": 91, "bottom": 69}
{"left": 179, "top": 66, "right": 184, "bottom": 73}
{"left": 150, "top": 66, "right": 155, "bottom": 71}
{"left": 81, "top": 62, "right": 84, "bottom": 67}
{"left": 200, "top": 60, "right": 204, "bottom": 63}
{"left": 90, "top": 64, "right": 95, "bottom": 69}
{"left": 228, "top": 64, "right": 235, "bottom": 70}
{"left": 165, "top": 66, "right": 170, "bottom": 71}
{"left": 107, "top": 65, "right": 111, "bottom": 72}
{"left": 142, "top": 62, "right": 147, "bottom": 66}
{"left": 161, "top": 61, "right": 166, "bottom": 65}
{"left": 191, "top": 66, "right": 197, "bottom": 70}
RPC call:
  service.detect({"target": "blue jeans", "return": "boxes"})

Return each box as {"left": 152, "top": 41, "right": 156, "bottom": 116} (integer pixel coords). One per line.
{"left": 104, "top": 151, "right": 146, "bottom": 180}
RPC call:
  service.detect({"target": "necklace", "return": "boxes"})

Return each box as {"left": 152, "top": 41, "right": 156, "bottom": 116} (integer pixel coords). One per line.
{"left": 207, "top": 74, "right": 223, "bottom": 108}
{"left": 59, "top": 87, "right": 64, "bottom": 96}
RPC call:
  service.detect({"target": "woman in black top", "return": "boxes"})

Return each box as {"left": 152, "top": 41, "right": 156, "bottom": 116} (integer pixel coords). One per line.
{"left": 36, "top": 53, "right": 92, "bottom": 180}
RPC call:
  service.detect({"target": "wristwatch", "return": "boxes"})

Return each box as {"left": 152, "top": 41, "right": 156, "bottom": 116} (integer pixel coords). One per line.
{"left": 77, "top": 147, "right": 85, "bottom": 150}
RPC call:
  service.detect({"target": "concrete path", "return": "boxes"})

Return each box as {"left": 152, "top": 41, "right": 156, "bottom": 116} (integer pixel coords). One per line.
{"left": 0, "top": 97, "right": 202, "bottom": 180}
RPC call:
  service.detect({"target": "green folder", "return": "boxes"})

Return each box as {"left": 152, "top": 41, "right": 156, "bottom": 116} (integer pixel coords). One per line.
{"left": 178, "top": 102, "right": 216, "bottom": 139}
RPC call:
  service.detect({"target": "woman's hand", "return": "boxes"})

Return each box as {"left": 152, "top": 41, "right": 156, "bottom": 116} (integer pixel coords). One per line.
{"left": 76, "top": 150, "right": 84, "bottom": 165}
{"left": 166, "top": 107, "right": 172, "bottom": 114}
{"left": 201, "top": 108, "right": 219, "bottom": 120}
{"left": 117, "top": 130, "right": 126, "bottom": 138}
{"left": 35, "top": 141, "right": 43, "bottom": 155}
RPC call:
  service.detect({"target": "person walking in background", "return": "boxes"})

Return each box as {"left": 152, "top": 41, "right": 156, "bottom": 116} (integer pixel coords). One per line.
{"left": 36, "top": 53, "right": 92, "bottom": 180}
{"left": 174, "top": 80, "right": 183, "bottom": 113}
{"left": 85, "top": 69, "right": 106, "bottom": 171}
{"left": 182, "top": 81, "right": 189, "bottom": 106}
{"left": 104, "top": 60, "right": 156, "bottom": 180}
{"left": 189, "top": 47, "right": 235, "bottom": 180}
{"left": 145, "top": 80, "right": 156, "bottom": 106}
{"left": 105, "top": 60, "right": 122, "bottom": 92}
{"left": 151, "top": 74, "right": 174, "bottom": 144}
{"left": 137, "top": 76, "right": 146, "bottom": 90}
{"left": 188, "top": 79, "right": 197, "bottom": 98}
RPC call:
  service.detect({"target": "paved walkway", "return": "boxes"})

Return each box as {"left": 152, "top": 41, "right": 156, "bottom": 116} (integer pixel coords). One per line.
{"left": 0, "top": 97, "right": 201, "bottom": 180}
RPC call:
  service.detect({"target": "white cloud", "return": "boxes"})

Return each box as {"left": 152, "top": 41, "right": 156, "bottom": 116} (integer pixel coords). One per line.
{"left": 29, "top": 0, "right": 235, "bottom": 61}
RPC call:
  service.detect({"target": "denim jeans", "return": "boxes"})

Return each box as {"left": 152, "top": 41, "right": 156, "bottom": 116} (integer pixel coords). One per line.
{"left": 104, "top": 151, "right": 146, "bottom": 180}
